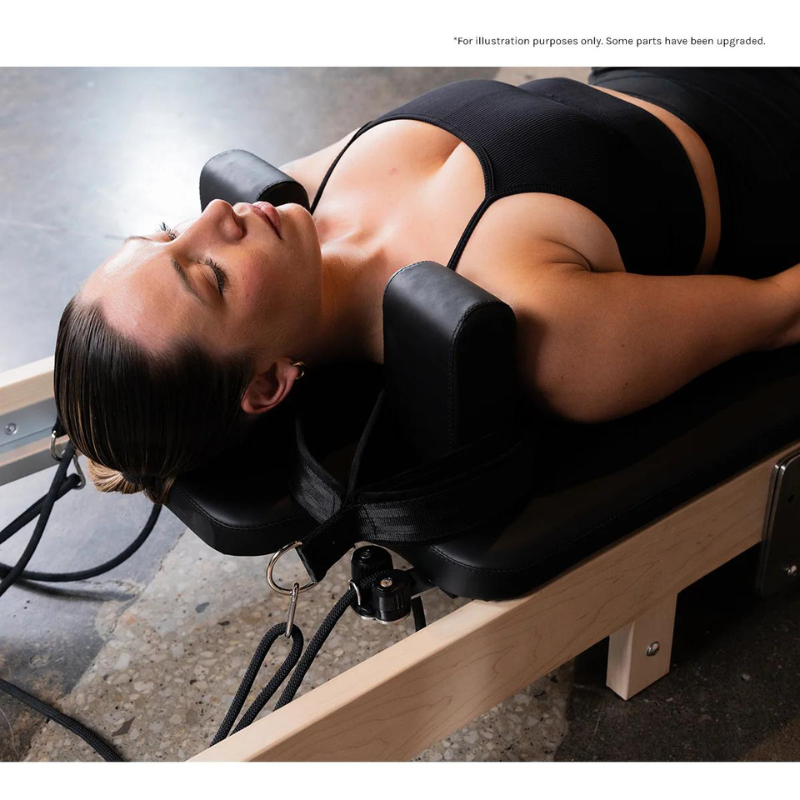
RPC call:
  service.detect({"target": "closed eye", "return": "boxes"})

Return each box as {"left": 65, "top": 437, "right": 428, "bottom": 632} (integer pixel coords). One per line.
{"left": 159, "top": 222, "right": 228, "bottom": 296}
{"left": 204, "top": 257, "right": 228, "bottom": 295}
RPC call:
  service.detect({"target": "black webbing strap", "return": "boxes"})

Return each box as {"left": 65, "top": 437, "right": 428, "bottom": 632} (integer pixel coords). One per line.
{"left": 291, "top": 390, "right": 538, "bottom": 582}
{"left": 291, "top": 426, "right": 346, "bottom": 524}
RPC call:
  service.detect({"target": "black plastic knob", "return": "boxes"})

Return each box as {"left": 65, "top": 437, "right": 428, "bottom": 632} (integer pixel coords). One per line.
{"left": 350, "top": 546, "right": 394, "bottom": 618}
{"left": 370, "top": 570, "right": 412, "bottom": 624}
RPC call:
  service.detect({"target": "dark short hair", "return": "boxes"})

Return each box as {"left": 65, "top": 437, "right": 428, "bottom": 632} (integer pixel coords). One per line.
{"left": 54, "top": 294, "right": 258, "bottom": 504}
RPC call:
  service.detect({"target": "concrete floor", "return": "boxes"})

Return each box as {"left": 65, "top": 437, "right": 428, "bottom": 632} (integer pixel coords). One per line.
{"left": 2, "top": 66, "right": 800, "bottom": 762}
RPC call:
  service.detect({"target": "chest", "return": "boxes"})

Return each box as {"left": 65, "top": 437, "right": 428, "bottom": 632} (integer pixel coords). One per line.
{"left": 312, "top": 119, "right": 627, "bottom": 283}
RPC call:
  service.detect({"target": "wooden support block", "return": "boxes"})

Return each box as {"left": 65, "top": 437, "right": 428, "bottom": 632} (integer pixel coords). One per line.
{"left": 606, "top": 593, "right": 677, "bottom": 700}
{"left": 191, "top": 440, "right": 793, "bottom": 762}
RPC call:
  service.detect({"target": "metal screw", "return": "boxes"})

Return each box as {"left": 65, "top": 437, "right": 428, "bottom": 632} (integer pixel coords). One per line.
{"left": 646, "top": 642, "right": 660, "bottom": 657}
{"left": 4, "top": 423, "right": 17, "bottom": 436}
{"left": 786, "top": 565, "right": 798, "bottom": 578}
{"left": 380, "top": 578, "right": 393, "bottom": 588}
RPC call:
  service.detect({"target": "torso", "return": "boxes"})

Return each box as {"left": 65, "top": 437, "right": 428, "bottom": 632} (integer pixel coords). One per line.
{"left": 287, "top": 80, "right": 722, "bottom": 310}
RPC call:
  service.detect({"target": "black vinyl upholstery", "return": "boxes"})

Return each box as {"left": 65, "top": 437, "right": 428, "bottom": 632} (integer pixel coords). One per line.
{"left": 397, "top": 347, "right": 800, "bottom": 598}
{"left": 200, "top": 149, "right": 310, "bottom": 212}
{"left": 170, "top": 150, "right": 800, "bottom": 601}
{"left": 168, "top": 259, "right": 523, "bottom": 571}
{"left": 167, "top": 258, "right": 800, "bottom": 600}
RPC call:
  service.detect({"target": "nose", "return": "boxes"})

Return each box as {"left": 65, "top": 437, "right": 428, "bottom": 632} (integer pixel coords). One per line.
{"left": 190, "top": 199, "right": 244, "bottom": 242}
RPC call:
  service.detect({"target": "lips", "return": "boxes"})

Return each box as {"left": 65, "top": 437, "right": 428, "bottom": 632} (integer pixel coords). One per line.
{"left": 251, "top": 201, "right": 282, "bottom": 239}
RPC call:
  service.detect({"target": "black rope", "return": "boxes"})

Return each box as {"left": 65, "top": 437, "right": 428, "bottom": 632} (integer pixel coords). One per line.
{"left": 0, "top": 503, "right": 162, "bottom": 583}
{"left": 212, "top": 624, "right": 304, "bottom": 745}
{"left": 0, "top": 678, "right": 122, "bottom": 762}
{"left": 0, "top": 474, "right": 81, "bottom": 547}
{"left": 0, "top": 439, "right": 161, "bottom": 762}
{"left": 0, "top": 436, "right": 418, "bottom": 760}
{"left": 274, "top": 571, "right": 391, "bottom": 710}
{"left": 0, "top": 442, "right": 74, "bottom": 600}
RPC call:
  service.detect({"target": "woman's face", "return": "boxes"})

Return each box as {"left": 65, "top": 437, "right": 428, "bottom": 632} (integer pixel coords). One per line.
{"left": 81, "top": 199, "right": 324, "bottom": 365}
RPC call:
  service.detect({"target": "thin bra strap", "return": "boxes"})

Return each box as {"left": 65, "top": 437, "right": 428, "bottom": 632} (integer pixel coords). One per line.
{"left": 311, "top": 115, "right": 496, "bottom": 275}
{"left": 446, "top": 195, "right": 494, "bottom": 271}
{"left": 309, "top": 121, "right": 374, "bottom": 214}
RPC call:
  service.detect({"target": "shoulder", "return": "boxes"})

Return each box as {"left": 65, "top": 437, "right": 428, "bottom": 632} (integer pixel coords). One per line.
{"left": 279, "top": 127, "right": 361, "bottom": 206}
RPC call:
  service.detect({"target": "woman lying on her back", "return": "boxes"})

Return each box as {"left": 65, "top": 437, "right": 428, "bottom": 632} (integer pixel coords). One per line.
{"left": 54, "top": 67, "right": 800, "bottom": 503}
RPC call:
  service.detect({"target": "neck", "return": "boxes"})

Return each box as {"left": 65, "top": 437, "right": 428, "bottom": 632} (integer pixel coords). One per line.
{"left": 305, "top": 229, "right": 390, "bottom": 366}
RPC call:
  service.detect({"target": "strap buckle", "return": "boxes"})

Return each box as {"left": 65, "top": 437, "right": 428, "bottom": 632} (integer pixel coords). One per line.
{"left": 266, "top": 541, "right": 317, "bottom": 596}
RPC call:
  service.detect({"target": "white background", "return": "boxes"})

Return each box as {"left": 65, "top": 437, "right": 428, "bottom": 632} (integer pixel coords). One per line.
{"left": 1, "top": 0, "right": 795, "bottom": 66}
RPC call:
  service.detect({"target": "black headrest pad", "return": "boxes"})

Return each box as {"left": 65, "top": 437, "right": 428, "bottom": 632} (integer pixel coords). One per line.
{"left": 168, "top": 263, "right": 521, "bottom": 555}
{"left": 199, "top": 150, "right": 310, "bottom": 211}
{"left": 383, "top": 261, "right": 520, "bottom": 462}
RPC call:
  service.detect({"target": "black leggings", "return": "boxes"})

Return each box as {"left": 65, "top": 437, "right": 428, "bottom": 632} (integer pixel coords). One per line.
{"left": 589, "top": 67, "right": 800, "bottom": 279}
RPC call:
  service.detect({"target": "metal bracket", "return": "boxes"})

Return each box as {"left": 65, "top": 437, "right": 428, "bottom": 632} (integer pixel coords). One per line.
{"left": 758, "top": 448, "right": 800, "bottom": 596}
{"left": 0, "top": 398, "right": 57, "bottom": 459}
{"left": 0, "top": 399, "right": 62, "bottom": 488}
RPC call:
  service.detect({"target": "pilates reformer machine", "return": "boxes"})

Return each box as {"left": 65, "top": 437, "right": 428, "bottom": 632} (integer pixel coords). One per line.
{"left": 2, "top": 151, "right": 800, "bottom": 762}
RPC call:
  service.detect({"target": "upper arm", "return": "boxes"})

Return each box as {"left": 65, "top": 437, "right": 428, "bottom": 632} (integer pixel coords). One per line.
{"left": 279, "top": 128, "right": 360, "bottom": 206}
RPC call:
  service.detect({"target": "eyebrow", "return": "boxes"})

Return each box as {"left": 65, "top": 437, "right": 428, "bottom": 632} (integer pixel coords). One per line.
{"left": 123, "top": 234, "right": 205, "bottom": 303}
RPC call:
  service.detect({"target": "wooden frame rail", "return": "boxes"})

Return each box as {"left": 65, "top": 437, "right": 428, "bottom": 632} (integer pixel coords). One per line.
{"left": 190, "top": 441, "right": 790, "bottom": 761}
{"left": 0, "top": 355, "right": 784, "bottom": 761}
{"left": 0, "top": 357, "right": 59, "bottom": 486}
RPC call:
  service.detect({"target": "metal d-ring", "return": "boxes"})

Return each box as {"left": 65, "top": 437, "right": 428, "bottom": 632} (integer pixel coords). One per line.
{"left": 266, "top": 541, "right": 317, "bottom": 596}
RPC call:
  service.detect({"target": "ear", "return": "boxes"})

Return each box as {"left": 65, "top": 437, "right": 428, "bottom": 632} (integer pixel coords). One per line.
{"left": 240, "top": 358, "right": 301, "bottom": 415}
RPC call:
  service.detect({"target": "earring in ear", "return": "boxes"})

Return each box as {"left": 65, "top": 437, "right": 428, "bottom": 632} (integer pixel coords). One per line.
{"left": 292, "top": 361, "right": 306, "bottom": 380}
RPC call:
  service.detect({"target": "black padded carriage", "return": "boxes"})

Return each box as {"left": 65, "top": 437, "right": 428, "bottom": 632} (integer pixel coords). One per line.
{"left": 166, "top": 151, "right": 800, "bottom": 601}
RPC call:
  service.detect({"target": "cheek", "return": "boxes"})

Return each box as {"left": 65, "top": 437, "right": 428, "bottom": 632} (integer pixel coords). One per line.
{"left": 242, "top": 252, "right": 288, "bottom": 306}
{"left": 232, "top": 259, "right": 282, "bottom": 333}
{"left": 232, "top": 249, "right": 320, "bottom": 344}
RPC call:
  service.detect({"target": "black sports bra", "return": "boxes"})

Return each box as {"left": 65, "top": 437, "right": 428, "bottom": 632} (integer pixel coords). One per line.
{"left": 310, "top": 78, "right": 706, "bottom": 276}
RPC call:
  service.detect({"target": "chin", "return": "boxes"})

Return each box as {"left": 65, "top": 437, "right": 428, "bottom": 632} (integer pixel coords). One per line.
{"left": 290, "top": 206, "right": 322, "bottom": 257}
{"left": 279, "top": 202, "right": 312, "bottom": 222}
